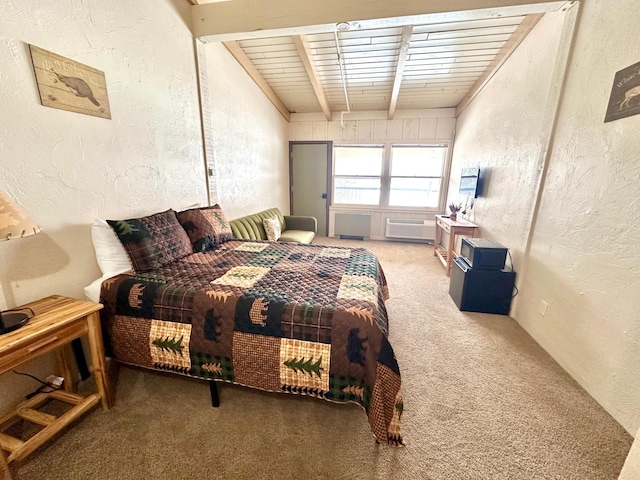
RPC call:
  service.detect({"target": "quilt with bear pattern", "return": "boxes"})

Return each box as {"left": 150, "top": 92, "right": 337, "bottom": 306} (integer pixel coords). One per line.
{"left": 99, "top": 239, "right": 403, "bottom": 445}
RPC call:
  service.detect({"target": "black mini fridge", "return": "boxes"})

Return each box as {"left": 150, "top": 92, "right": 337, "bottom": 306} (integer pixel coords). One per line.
{"left": 449, "top": 257, "right": 516, "bottom": 315}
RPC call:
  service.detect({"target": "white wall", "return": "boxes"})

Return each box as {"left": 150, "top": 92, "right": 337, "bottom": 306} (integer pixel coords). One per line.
{"left": 0, "top": 0, "right": 206, "bottom": 411}
{"left": 522, "top": 0, "right": 640, "bottom": 434}
{"left": 290, "top": 110, "right": 456, "bottom": 143}
{"left": 449, "top": 0, "right": 640, "bottom": 439}
{"left": 619, "top": 428, "right": 640, "bottom": 479}
{"left": 450, "top": 12, "right": 567, "bottom": 277}
{"left": 204, "top": 43, "right": 290, "bottom": 220}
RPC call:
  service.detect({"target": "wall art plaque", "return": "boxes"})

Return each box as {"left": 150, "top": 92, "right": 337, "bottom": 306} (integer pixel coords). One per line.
{"left": 29, "top": 44, "right": 111, "bottom": 119}
{"left": 605, "top": 60, "right": 640, "bottom": 123}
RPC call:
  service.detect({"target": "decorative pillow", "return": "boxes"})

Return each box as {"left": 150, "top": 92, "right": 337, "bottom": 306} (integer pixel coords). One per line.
{"left": 176, "top": 204, "right": 233, "bottom": 252}
{"left": 107, "top": 209, "right": 193, "bottom": 272}
{"left": 263, "top": 216, "right": 281, "bottom": 241}
{"left": 91, "top": 219, "right": 133, "bottom": 276}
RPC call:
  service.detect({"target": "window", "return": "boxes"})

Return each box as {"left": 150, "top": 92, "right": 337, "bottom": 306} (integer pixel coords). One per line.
{"left": 332, "top": 143, "right": 449, "bottom": 209}
{"left": 389, "top": 145, "right": 447, "bottom": 208}
{"left": 333, "top": 146, "right": 383, "bottom": 205}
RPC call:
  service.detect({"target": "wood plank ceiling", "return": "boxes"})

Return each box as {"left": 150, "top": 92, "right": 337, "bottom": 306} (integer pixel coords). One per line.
{"left": 190, "top": 2, "right": 549, "bottom": 119}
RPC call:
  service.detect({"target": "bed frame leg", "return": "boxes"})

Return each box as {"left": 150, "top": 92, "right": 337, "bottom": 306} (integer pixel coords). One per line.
{"left": 209, "top": 381, "right": 220, "bottom": 407}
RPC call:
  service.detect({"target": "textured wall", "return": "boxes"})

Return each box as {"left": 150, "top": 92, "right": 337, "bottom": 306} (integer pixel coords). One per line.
{"left": 619, "top": 428, "right": 640, "bottom": 479}
{"left": 204, "top": 43, "right": 290, "bottom": 220}
{"left": 450, "top": 0, "right": 640, "bottom": 438}
{"left": 0, "top": 0, "right": 206, "bottom": 411}
{"left": 519, "top": 0, "right": 640, "bottom": 434}
{"left": 449, "top": 12, "right": 566, "bottom": 268}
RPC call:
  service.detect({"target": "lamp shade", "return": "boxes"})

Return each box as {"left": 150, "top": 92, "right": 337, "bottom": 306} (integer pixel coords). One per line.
{"left": 0, "top": 190, "right": 42, "bottom": 241}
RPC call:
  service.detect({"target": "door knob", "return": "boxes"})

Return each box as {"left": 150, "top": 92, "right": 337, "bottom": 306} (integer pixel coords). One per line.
{"left": 321, "top": 193, "right": 327, "bottom": 199}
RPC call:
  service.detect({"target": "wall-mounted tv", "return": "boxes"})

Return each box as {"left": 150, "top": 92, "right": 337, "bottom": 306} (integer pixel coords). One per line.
{"left": 459, "top": 167, "right": 480, "bottom": 198}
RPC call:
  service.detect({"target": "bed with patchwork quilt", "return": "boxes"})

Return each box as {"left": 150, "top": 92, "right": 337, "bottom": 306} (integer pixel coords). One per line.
{"left": 98, "top": 207, "right": 403, "bottom": 445}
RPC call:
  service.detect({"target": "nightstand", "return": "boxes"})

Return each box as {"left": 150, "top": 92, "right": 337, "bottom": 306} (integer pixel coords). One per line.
{"left": 0, "top": 295, "right": 112, "bottom": 476}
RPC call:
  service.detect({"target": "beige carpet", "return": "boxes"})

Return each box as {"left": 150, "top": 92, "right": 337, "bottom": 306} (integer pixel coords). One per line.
{"left": 12, "top": 237, "right": 632, "bottom": 479}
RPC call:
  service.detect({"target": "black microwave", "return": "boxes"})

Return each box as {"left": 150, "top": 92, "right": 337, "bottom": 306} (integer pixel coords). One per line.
{"left": 460, "top": 238, "right": 507, "bottom": 270}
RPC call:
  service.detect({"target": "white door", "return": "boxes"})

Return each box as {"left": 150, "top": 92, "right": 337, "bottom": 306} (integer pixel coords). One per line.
{"left": 290, "top": 142, "right": 331, "bottom": 236}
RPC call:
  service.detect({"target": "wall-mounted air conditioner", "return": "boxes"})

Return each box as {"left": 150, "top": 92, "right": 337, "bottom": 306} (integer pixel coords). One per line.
{"left": 385, "top": 218, "right": 435, "bottom": 241}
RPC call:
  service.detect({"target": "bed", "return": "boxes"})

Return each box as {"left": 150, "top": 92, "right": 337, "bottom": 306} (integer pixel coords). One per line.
{"left": 93, "top": 206, "right": 404, "bottom": 445}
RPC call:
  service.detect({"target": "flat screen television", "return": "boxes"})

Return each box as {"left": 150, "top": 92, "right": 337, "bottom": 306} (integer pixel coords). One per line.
{"left": 459, "top": 167, "right": 480, "bottom": 198}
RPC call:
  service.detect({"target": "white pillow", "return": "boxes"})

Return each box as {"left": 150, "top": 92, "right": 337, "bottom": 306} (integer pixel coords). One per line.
{"left": 91, "top": 202, "right": 202, "bottom": 276}
{"left": 84, "top": 274, "right": 112, "bottom": 303}
{"left": 91, "top": 219, "right": 132, "bottom": 276}
{"left": 263, "top": 216, "right": 281, "bottom": 241}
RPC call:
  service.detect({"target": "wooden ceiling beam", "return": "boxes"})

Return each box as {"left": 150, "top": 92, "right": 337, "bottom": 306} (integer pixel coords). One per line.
{"left": 222, "top": 41, "right": 291, "bottom": 121}
{"left": 456, "top": 14, "right": 543, "bottom": 116}
{"left": 192, "top": 0, "right": 572, "bottom": 40}
{"left": 293, "top": 35, "right": 332, "bottom": 120}
{"left": 388, "top": 26, "right": 413, "bottom": 120}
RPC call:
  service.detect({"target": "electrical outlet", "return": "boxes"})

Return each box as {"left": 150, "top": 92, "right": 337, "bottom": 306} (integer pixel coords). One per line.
{"left": 538, "top": 300, "right": 548, "bottom": 317}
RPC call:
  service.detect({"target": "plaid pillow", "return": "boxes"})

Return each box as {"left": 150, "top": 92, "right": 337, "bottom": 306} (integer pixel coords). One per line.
{"left": 176, "top": 204, "right": 233, "bottom": 252}
{"left": 107, "top": 209, "right": 193, "bottom": 272}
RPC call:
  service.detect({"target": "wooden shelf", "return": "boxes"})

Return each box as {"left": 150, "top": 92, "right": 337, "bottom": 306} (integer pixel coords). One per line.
{"left": 433, "top": 215, "right": 478, "bottom": 276}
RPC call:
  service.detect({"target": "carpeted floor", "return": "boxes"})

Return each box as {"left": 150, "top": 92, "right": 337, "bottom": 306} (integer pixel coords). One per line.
{"left": 12, "top": 237, "right": 632, "bottom": 479}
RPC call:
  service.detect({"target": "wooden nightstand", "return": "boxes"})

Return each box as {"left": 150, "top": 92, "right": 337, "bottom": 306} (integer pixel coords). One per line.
{"left": 0, "top": 295, "right": 112, "bottom": 477}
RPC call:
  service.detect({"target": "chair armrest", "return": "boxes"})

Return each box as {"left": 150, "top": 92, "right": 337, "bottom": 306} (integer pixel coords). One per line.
{"left": 284, "top": 215, "right": 317, "bottom": 233}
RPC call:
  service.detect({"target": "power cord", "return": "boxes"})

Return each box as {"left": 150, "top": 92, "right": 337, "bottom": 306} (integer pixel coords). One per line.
{"left": 12, "top": 370, "right": 63, "bottom": 399}
{"left": 506, "top": 249, "right": 519, "bottom": 298}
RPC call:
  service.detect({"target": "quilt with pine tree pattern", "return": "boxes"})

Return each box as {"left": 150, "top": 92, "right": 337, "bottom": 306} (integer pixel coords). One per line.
{"left": 99, "top": 239, "right": 403, "bottom": 445}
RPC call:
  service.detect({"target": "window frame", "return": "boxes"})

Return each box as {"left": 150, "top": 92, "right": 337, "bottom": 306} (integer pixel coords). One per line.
{"left": 331, "top": 142, "right": 452, "bottom": 212}
{"left": 332, "top": 145, "right": 385, "bottom": 206}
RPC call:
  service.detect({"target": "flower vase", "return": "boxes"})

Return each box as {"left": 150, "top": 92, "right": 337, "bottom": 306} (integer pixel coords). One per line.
{"left": 450, "top": 213, "right": 457, "bottom": 221}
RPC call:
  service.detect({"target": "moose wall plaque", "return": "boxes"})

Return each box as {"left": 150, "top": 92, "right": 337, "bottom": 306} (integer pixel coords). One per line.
{"left": 605, "top": 61, "right": 640, "bottom": 123}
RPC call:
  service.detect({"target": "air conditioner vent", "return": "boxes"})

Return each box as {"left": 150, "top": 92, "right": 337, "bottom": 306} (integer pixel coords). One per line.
{"left": 334, "top": 213, "right": 371, "bottom": 238}
{"left": 385, "top": 218, "right": 435, "bottom": 240}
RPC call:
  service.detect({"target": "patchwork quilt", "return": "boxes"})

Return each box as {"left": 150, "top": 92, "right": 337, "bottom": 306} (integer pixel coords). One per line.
{"left": 99, "top": 239, "right": 403, "bottom": 445}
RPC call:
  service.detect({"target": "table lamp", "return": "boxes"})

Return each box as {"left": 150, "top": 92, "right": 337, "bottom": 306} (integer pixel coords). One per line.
{"left": 0, "top": 190, "right": 42, "bottom": 334}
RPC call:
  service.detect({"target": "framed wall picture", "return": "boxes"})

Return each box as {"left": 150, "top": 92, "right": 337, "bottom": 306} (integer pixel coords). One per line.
{"left": 29, "top": 45, "right": 111, "bottom": 119}
{"left": 604, "top": 61, "right": 640, "bottom": 123}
